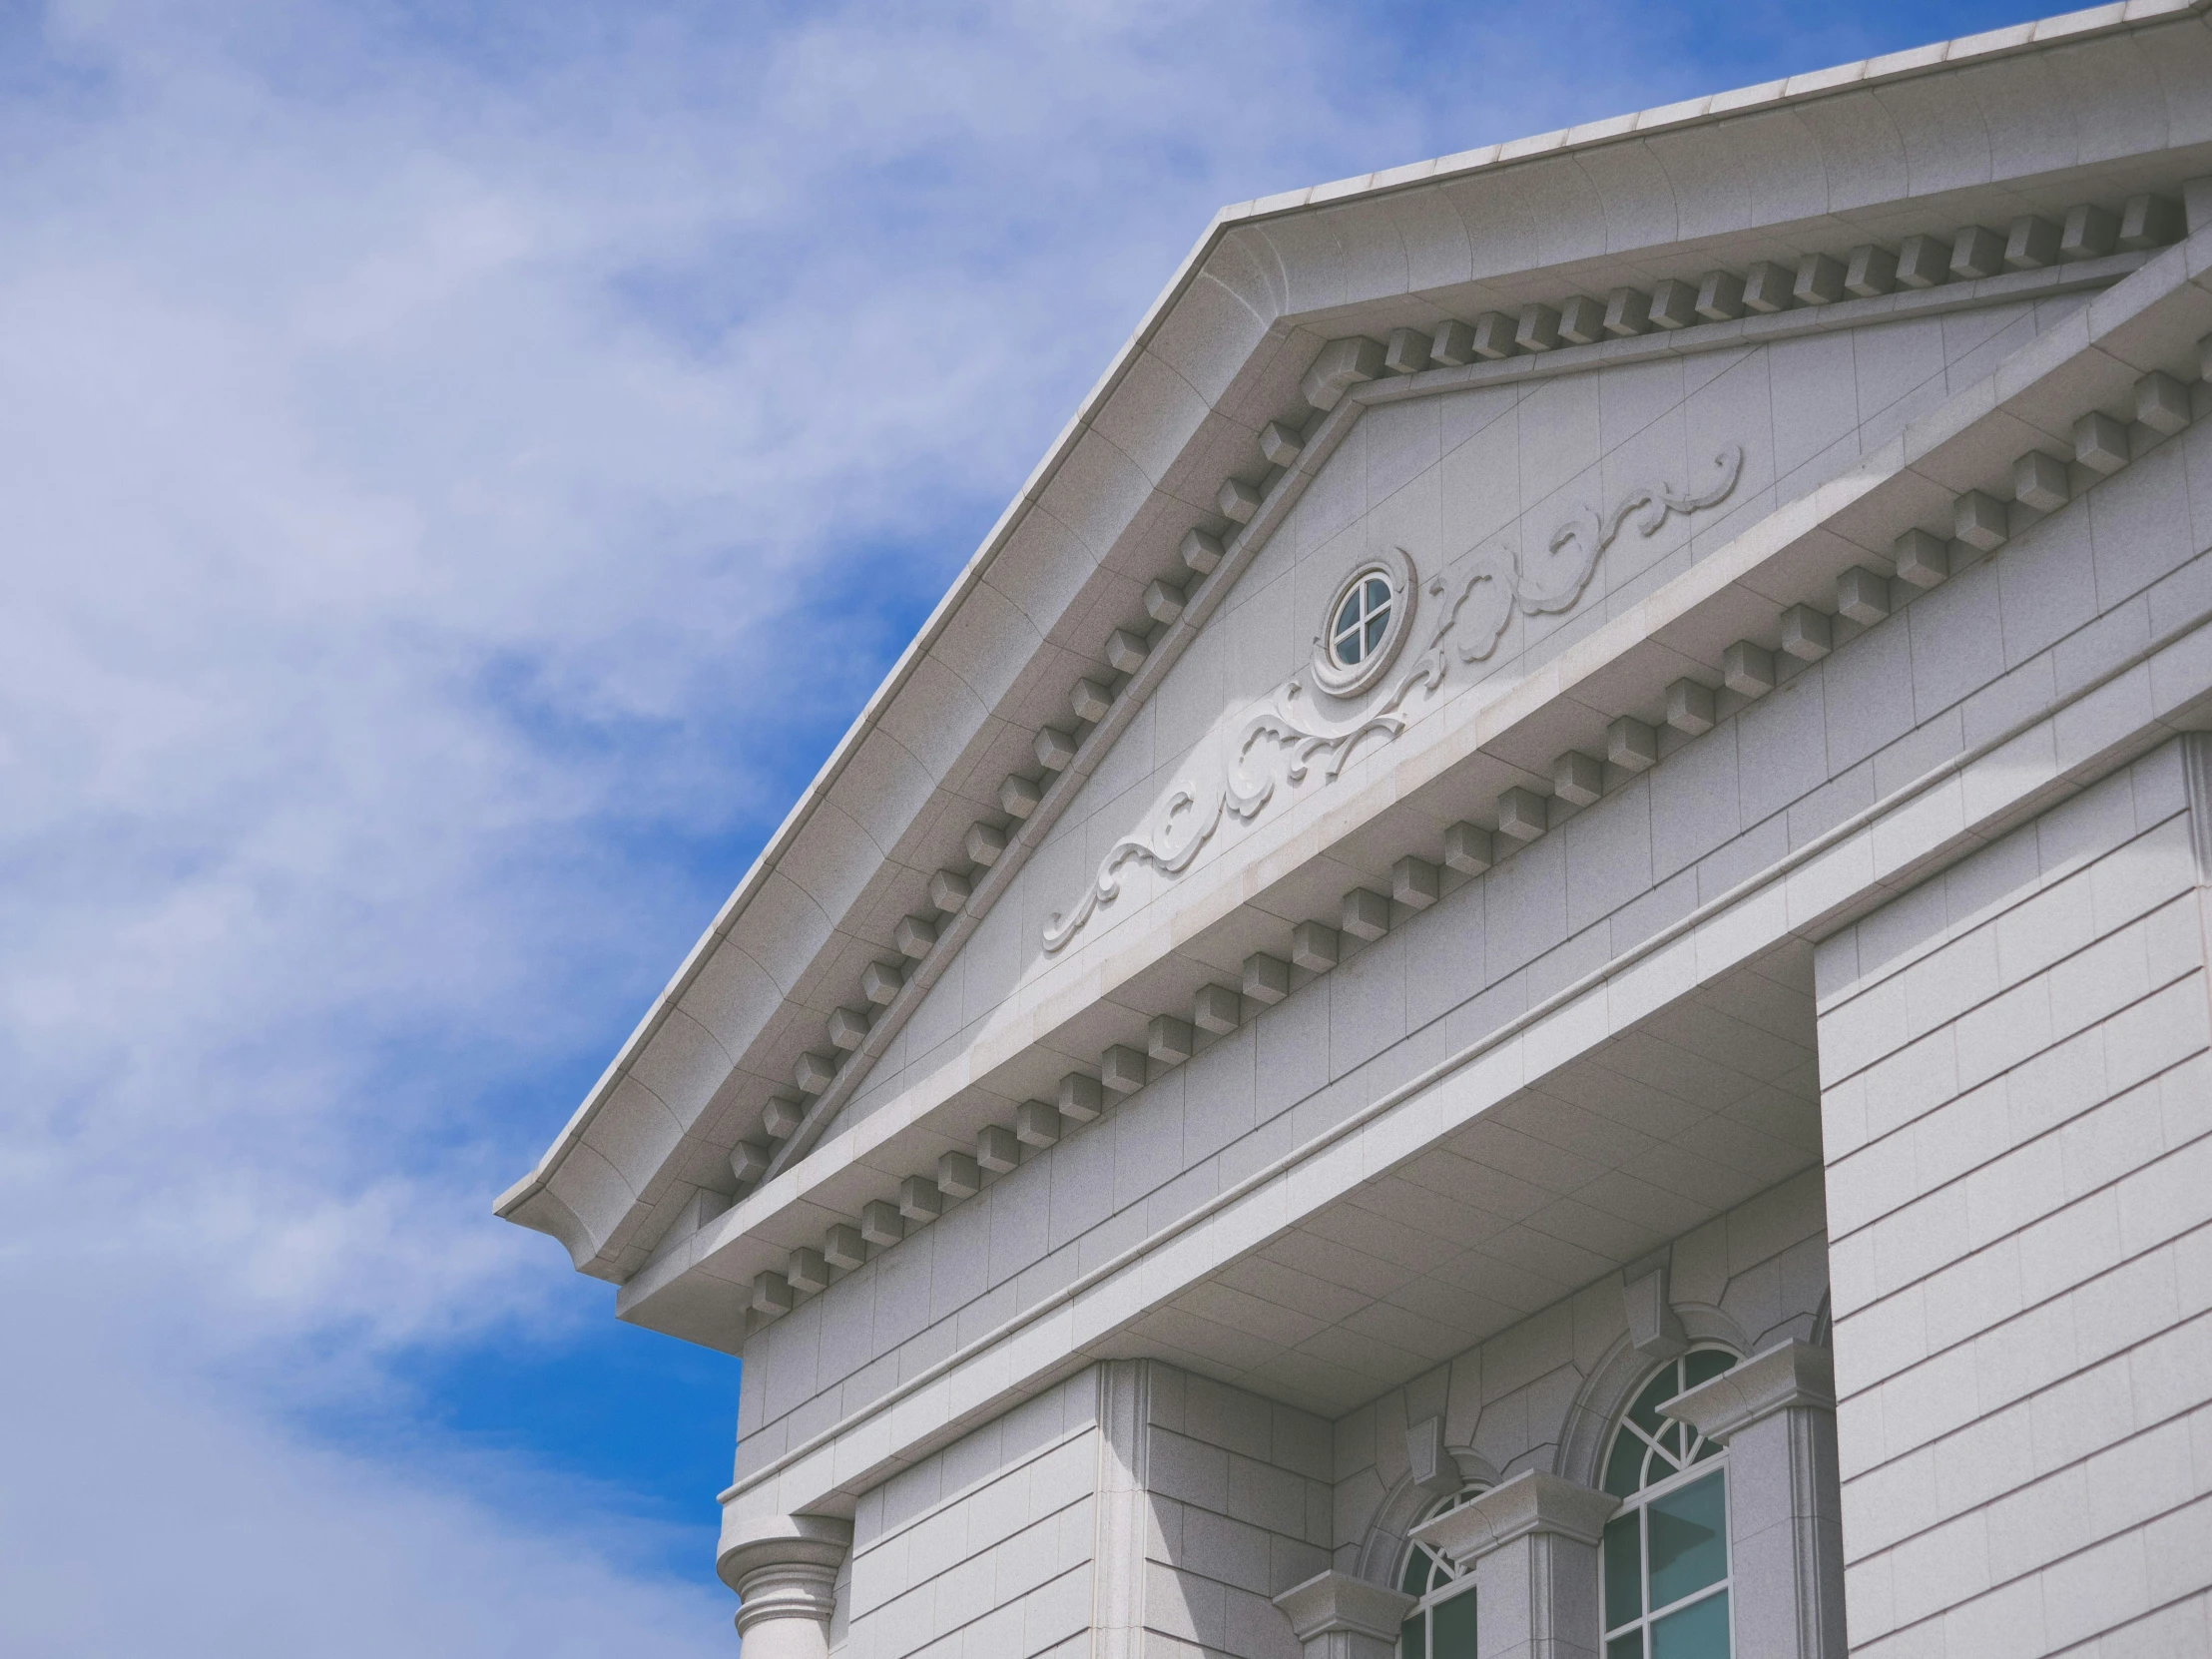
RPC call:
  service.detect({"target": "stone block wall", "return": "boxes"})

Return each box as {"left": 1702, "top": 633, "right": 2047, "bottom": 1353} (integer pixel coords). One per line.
{"left": 1136, "top": 1365, "right": 1333, "bottom": 1658}
{"left": 833, "top": 1362, "right": 1331, "bottom": 1659}
{"left": 1815, "top": 742, "right": 2212, "bottom": 1657}
{"left": 840, "top": 1371, "right": 1099, "bottom": 1659}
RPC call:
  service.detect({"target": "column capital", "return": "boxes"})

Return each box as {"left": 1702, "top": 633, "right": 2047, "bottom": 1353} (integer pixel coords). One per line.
{"left": 717, "top": 1512, "right": 851, "bottom": 1649}
{"left": 1410, "top": 1469, "right": 1618, "bottom": 1569}
{"left": 1272, "top": 1570, "right": 1415, "bottom": 1643}
{"left": 1663, "top": 1340, "right": 1836, "bottom": 1444}
{"left": 716, "top": 1511, "right": 852, "bottom": 1591}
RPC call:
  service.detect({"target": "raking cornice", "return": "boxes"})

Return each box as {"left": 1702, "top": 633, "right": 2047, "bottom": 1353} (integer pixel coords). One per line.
{"left": 498, "top": 0, "right": 2212, "bottom": 1290}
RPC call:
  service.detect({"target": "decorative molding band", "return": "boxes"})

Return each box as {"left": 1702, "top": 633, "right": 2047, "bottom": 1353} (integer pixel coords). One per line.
{"left": 691, "top": 229, "right": 2206, "bottom": 1350}
{"left": 742, "top": 233, "right": 2162, "bottom": 1203}
{"left": 705, "top": 276, "right": 2210, "bottom": 1333}
{"left": 717, "top": 597, "right": 2212, "bottom": 1507}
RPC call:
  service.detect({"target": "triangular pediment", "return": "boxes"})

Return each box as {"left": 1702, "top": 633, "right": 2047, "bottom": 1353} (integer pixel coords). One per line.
{"left": 493, "top": 0, "right": 2212, "bottom": 1332}
{"left": 821, "top": 282, "right": 2085, "bottom": 1145}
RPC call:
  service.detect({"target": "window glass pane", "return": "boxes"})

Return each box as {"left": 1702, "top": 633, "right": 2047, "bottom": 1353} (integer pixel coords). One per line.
{"left": 1647, "top": 1473, "right": 1728, "bottom": 1609}
{"left": 1683, "top": 1350, "right": 1734, "bottom": 1389}
{"left": 1603, "top": 1511, "right": 1642, "bottom": 1630}
{"left": 1399, "top": 1612, "right": 1427, "bottom": 1659}
{"left": 1366, "top": 576, "right": 1390, "bottom": 610}
{"left": 1366, "top": 606, "right": 1389, "bottom": 654}
{"left": 1628, "top": 1369, "right": 1676, "bottom": 1435}
{"left": 1400, "top": 1546, "right": 1428, "bottom": 1596}
{"left": 1603, "top": 1429, "right": 1645, "bottom": 1497}
{"left": 1431, "top": 1585, "right": 1478, "bottom": 1657}
{"left": 1650, "top": 1590, "right": 1729, "bottom": 1659}
{"left": 1337, "top": 593, "right": 1363, "bottom": 640}
{"left": 1608, "top": 1633, "right": 1645, "bottom": 1659}
{"left": 1655, "top": 1420, "right": 1682, "bottom": 1458}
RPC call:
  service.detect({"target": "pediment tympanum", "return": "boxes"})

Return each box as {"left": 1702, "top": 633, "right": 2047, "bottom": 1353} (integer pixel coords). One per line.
{"left": 1041, "top": 443, "right": 1744, "bottom": 953}
{"left": 826, "top": 291, "right": 2064, "bottom": 1140}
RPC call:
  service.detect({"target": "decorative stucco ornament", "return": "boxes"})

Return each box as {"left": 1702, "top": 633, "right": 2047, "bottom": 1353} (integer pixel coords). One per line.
{"left": 1042, "top": 445, "right": 1743, "bottom": 951}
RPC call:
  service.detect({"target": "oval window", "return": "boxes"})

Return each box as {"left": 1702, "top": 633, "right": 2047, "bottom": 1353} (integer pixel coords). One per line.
{"left": 1311, "top": 549, "right": 1415, "bottom": 697}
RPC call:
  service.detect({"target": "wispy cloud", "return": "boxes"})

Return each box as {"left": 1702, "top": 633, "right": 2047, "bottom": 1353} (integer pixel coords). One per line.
{"left": 0, "top": 0, "right": 2030, "bottom": 1646}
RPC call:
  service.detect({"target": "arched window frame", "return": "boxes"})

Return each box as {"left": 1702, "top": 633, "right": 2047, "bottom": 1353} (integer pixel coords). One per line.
{"left": 1396, "top": 1485, "right": 1482, "bottom": 1659}
{"left": 1598, "top": 1347, "right": 1740, "bottom": 1659}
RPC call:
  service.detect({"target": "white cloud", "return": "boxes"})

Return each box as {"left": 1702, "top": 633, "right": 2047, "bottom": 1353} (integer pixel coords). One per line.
{"left": 0, "top": 0, "right": 1875, "bottom": 1646}
{"left": 0, "top": 1278, "right": 731, "bottom": 1657}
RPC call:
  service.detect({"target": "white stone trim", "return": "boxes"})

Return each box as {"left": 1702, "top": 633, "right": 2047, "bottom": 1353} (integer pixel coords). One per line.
{"left": 1272, "top": 1570, "right": 1416, "bottom": 1644}
{"left": 718, "top": 1513, "right": 851, "bottom": 1655}
{"left": 1088, "top": 1360, "right": 1150, "bottom": 1659}
{"left": 657, "top": 227, "right": 2212, "bottom": 1345}
{"left": 1410, "top": 1472, "right": 1618, "bottom": 1659}
{"left": 502, "top": 0, "right": 2212, "bottom": 1283}
{"left": 1411, "top": 1470, "right": 1620, "bottom": 1562}
{"left": 1662, "top": 1340, "right": 1837, "bottom": 1443}
{"left": 717, "top": 603, "right": 2212, "bottom": 1524}
{"left": 1556, "top": 1309, "right": 1753, "bottom": 1493}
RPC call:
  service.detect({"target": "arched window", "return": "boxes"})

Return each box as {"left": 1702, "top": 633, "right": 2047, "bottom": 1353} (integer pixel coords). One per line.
{"left": 1397, "top": 1486, "right": 1481, "bottom": 1658}
{"left": 1599, "top": 1349, "right": 1738, "bottom": 1659}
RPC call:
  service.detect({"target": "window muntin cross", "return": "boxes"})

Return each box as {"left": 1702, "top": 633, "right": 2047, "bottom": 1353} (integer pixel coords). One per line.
{"left": 1330, "top": 573, "right": 1393, "bottom": 668}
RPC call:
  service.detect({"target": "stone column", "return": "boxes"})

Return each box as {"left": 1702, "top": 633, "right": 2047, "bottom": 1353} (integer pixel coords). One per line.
{"left": 1272, "top": 1570, "right": 1415, "bottom": 1659}
{"left": 716, "top": 1513, "right": 851, "bottom": 1659}
{"left": 1411, "top": 1470, "right": 1617, "bottom": 1659}
{"left": 1663, "top": 1340, "right": 1845, "bottom": 1659}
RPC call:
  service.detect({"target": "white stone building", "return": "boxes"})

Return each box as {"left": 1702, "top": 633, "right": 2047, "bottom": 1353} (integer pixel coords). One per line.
{"left": 498, "top": 6, "right": 2212, "bottom": 1654}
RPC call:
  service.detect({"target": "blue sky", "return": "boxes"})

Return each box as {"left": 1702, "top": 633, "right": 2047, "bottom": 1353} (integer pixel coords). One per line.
{"left": 0, "top": 0, "right": 2048, "bottom": 1650}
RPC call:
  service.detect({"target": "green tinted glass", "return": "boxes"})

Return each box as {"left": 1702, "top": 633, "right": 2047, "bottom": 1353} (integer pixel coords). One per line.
{"left": 1604, "top": 1428, "right": 1646, "bottom": 1497}
{"left": 1400, "top": 1612, "right": 1427, "bottom": 1659}
{"left": 1608, "top": 1633, "right": 1645, "bottom": 1659}
{"left": 1648, "top": 1473, "right": 1727, "bottom": 1609}
{"left": 1603, "top": 1511, "right": 1643, "bottom": 1630}
{"left": 1401, "top": 1546, "right": 1428, "bottom": 1596}
{"left": 1650, "top": 1590, "right": 1729, "bottom": 1659}
{"left": 1431, "top": 1585, "right": 1478, "bottom": 1657}
{"left": 1336, "top": 591, "right": 1363, "bottom": 641}
{"left": 1683, "top": 1350, "right": 1734, "bottom": 1389}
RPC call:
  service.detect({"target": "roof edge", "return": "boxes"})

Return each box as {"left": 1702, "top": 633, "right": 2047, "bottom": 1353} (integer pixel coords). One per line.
{"left": 495, "top": 0, "right": 2212, "bottom": 1255}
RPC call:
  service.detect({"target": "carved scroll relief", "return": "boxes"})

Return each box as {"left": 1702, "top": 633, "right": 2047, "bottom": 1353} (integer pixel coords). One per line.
{"left": 1042, "top": 445, "right": 1743, "bottom": 951}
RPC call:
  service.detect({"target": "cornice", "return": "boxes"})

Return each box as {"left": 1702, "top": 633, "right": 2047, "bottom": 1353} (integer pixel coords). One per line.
{"left": 622, "top": 224, "right": 2212, "bottom": 1346}
{"left": 500, "top": 0, "right": 2212, "bottom": 1288}
{"left": 1219, "top": 0, "right": 2212, "bottom": 231}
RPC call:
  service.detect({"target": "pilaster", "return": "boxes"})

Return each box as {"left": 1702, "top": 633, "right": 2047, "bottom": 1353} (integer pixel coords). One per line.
{"left": 1409, "top": 1470, "right": 1617, "bottom": 1659}
{"left": 1089, "top": 1359, "right": 1151, "bottom": 1659}
{"left": 1664, "top": 1341, "right": 1845, "bottom": 1659}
